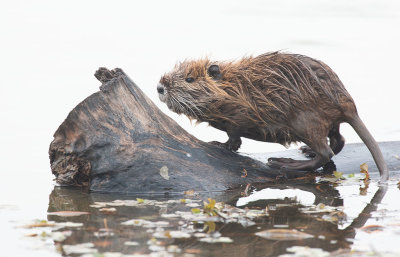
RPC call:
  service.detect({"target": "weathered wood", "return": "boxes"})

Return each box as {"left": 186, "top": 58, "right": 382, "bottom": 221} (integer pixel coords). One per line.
{"left": 49, "top": 68, "right": 400, "bottom": 194}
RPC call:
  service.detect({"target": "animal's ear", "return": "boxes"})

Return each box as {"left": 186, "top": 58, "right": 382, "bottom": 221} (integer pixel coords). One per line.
{"left": 207, "top": 64, "right": 221, "bottom": 80}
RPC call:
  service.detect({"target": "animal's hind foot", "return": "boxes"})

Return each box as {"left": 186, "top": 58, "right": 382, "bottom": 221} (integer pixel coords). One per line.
{"left": 268, "top": 157, "right": 297, "bottom": 164}
{"left": 267, "top": 155, "right": 327, "bottom": 172}
{"left": 299, "top": 145, "right": 316, "bottom": 158}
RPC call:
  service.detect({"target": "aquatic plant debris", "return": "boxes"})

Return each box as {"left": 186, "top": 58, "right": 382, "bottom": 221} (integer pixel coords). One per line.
{"left": 255, "top": 229, "right": 314, "bottom": 241}
{"left": 17, "top": 173, "right": 400, "bottom": 256}
{"left": 360, "top": 163, "right": 370, "bottom": 180}
{"left": 47, "top": 211, "right": 90, "bottom": 217}
{"left": 199, "top": 237, "right": 233, "bottom": 243}
{"left": 241, "top": 168, "right": 248, "bottom": 178}
{"left": 279, "top": 246, "right": 329, "bottom": 257}
{"left": 63, "top": 243, "right": 97, "bottom": 255}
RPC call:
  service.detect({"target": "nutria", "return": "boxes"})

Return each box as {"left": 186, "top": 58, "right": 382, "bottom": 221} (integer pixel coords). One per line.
{"left": 157, "top": 52, "right": 389, "bottom": 181}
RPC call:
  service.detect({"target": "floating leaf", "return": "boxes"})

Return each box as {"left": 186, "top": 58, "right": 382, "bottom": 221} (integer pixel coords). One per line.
{"left": 93, "top": 240, "right": 112, "bottom": 248}
{"left": 25, "top": 233, "right": 38, "bottom": 237}
{"left": 184, "top": 190, "right": 195, "bottom": 195}
{"left": 204, "top": 198, "right": 217, "bottom": 216}
{"left": 47, "top": 211, "right": 90, "bottom": 217}
{"left": 63, "top": 243, "right": 97, "bottom": 255}
{"left": 241, "top": 168, "right": 248, "bottom": 178}
{"left": 204, "top": 221, "right": 216, "bottom": 233}
{"left": 99, "top": 208, "right": 117, "bottom": 214}
{"left": 168, "top": 231, "right": 191, "bottom": 238}
{"left": 255, "top": 229, "right": 313, "bottom": 241}
{"left": 333, "top": 171, "right": 344, "bottom": 179}
{"left": 55, "top": 222, "right": 83, "bottom": 228}
{"left": 136, "top": 198, "right": 145, "bottom": 204}
{"left": 191, "top": 208, "right": 201, "bottom": 214}
{"left": 199, "top": 237, "right": 233, "bottom": 243}
{"left": 359, "top": 180, "right": 370, "bottom": 195}
{"left": 51, "top": 231, "right": 72, "bottom": 242}
{"left": 92, "top": 253, "right": 105, "bottom": 257}
{"left": 24, "top": 221, "right": 55, "bottom": 228}
{"left": 360, "top": 163, "right": 370, "bottom": 180}
{"left": 186, "top": 203, "right": 201, "bottom": 208}
{"left": 185, "top": 249, "right": 202, "bottom": 254}
{"left": 286, "top": 246, "right": 329, "bottom": 257}
{"left": 360, "top": 225, "right": 385, "bottom": 233}
{"left": 124, "top": 241, "right": 140, "bottom": 246}
{"left": 167, "top": 245, "right": 182, "bottom": 253}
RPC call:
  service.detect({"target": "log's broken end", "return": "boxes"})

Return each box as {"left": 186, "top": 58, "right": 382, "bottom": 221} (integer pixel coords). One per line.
{"left": 94, "top": 67, "right": 125, "bottom": 92}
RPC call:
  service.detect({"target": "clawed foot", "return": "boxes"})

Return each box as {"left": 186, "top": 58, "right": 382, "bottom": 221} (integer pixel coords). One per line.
{"left": 209, "top": 135, "right": 241, "bottom": 152}
{"left": 267, "top": 157, "right": 317, "bottom": 171}
{"left": 267, "top": 157, "right": 301, "bottom": 171}
{"left": 299, "top": 145, "right": 316, "bottom": 158}
{"left": 209, "top": 141, "right": 240, "bottom": 152}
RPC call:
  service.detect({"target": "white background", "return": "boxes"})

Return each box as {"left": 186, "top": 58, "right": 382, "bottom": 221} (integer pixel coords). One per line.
{"left": 1, "top": 0, "right": 400, "bottom": 176}
{"left": 0, "top": 1, "right": 399, "bottom": 255}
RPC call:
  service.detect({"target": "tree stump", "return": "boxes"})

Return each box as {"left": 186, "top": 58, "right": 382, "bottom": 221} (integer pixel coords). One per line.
{"left": 49, "top": 68, "right": 400, "bottom": 194}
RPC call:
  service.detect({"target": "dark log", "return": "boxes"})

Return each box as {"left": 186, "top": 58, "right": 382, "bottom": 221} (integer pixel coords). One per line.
{"left": 49, "top": 68, "right": 400, "bottom": 194}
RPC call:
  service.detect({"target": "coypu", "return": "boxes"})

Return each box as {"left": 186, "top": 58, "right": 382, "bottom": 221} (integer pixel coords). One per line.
{"left": 157, "top": 52, "right": 389, "bottom": 181}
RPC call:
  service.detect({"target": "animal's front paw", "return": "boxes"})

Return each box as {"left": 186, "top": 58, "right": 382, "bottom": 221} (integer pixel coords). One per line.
{"left": 209, "top": 141, "right": 227, "bottom": 149}
{"left": 209, "top": 141, "right": 238, "bottom": 152}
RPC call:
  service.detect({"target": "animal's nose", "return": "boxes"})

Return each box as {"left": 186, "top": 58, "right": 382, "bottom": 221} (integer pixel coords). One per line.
{"left": 157, "top": 84, "right": 165, "bottom": 95}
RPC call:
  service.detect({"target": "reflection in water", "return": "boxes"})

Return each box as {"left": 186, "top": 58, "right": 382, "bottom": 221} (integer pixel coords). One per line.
{"left": 44, "top": 179, "right": 391, "bottom": 257}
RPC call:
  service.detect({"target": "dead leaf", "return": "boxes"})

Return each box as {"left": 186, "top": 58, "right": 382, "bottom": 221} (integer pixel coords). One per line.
{"left": 99, "top": 208, "right": 116, "bottom": 214}
{"left": 241, "top": 168, "right": 248, "bottom": 178}
{"left": 47, "top": 211, "right": 89, "bottom": 217}
{"left": 93, "top": 240, "right": 112, "bottom": 248}
{"left": 184, "top": 190, "right": 195, "bottom": 195}
{"left": 199, "top": 237, "right": 233, "bottom": 243}
{"left": 204, "top": 221, "right": 216, "bottom": 233}
{"left": 360, "top": 180, "right": 370, "bottom": 195}
{"left": 333, "top": 171, "right": 343, "bottom": 179}
{"left": 360, "top": 225, "right": 385, "bottom": 233}
{"left": 360, "top": 163, "right": 370, "bottom": 181}
{"left": 255, "top": 229, "right": 313, "bottom": 241}
{"left": 191, "top": 208, "right": 201, "bottom": 214}
{"left": 185, "top": 249, "right": 202, "bottom": 254}
{"left": 25, "top": 233, "right": 38, "bottom": 237}
{"left": 24, "top": 221, "right": 55, "bottom": 228}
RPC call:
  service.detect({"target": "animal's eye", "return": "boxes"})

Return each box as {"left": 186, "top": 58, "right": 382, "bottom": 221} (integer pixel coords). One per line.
{"left": 185, "top": 77, "right": 195, "bottom": 83}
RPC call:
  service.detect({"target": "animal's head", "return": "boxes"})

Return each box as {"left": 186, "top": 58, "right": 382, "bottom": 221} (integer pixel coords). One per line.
{"left": 157, "top": 59, "right": 225, "bottom": 120}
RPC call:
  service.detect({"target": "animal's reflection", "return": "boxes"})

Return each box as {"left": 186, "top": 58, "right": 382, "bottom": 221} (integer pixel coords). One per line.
{"left": 47, "top": 182, "right": 387, "bottom": 257}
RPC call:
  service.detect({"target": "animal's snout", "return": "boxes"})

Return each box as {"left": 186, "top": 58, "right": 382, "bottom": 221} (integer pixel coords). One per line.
{"left": 157, "top": 84, "right": 165, "bottom": 95}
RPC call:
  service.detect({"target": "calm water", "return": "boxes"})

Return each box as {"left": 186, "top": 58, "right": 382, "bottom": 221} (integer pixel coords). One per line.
{"left": 1, "top": 0, "right": 400, "bottom": 256}
{"left": 4, "top": 171, "right": 400, "bottom": 257}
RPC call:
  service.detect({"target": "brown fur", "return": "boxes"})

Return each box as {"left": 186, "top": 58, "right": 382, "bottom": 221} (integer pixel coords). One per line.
{"left": 159, "top": 52, "right": 355, "bottom": 146}
{"left": 158, "top": 52, "right": 388, "bottom": 180}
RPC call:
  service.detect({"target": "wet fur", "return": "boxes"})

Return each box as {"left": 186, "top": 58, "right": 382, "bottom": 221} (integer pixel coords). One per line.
{"left": 160, "top": 52, "right": 355, "bottom": 146}
{"left": 159, "top": 52, "right": 388, "bottom": 180}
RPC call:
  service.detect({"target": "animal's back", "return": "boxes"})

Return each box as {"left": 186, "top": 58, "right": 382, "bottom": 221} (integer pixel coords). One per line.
{"left": 225, "top": 52, "right": 357, "bottom": 124}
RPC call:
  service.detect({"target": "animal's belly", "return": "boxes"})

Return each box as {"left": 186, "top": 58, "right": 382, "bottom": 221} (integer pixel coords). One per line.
{"left": 241, "top": 124, "right": 304, "bottom": 145}
{"left": 208, "top": 121, "right": 300, "bottom": 145}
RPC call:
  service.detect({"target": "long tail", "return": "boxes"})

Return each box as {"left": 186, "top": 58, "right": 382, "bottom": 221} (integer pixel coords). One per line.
{"left": 348, "top": 115, "right": 389, "bottom": 181}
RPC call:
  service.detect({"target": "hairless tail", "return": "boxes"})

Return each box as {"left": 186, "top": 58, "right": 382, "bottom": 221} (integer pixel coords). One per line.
{"left": 348, "top": 115, "right": 389, "bottom": 181}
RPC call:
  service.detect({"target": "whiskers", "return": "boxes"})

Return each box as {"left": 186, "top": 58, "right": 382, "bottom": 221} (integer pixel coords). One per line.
{"left": 168, "top": 94, "right": 204, "bottom": 121}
